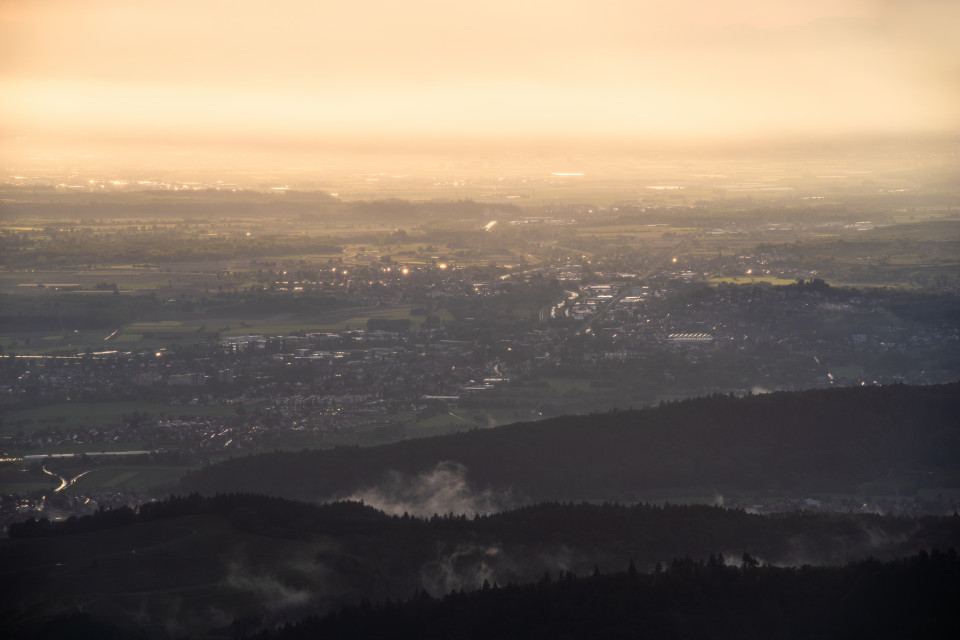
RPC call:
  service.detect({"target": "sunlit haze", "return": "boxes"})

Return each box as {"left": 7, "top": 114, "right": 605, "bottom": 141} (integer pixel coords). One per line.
{"left": 2, "top": 0, "right": 959, "bottom": 171}
{"left": 3, "top": 4, "right": 960, "bottom": 636}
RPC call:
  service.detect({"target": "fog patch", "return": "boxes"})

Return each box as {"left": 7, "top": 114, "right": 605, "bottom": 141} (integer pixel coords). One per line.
{"left": 863, "top": 525, "right": 911, "bottom": 550}
{"left": 718, "top": 553, "right": 768, "bottom": 568}
{"left": 859, "top": 503, "right": 888, "bottom": 515}
{"left": 778, "top": 530, "right": 888, "bottom": 567}
{"left": 776, "top": 535, "right": 835, "bottom": 566}
{"left": 225, "top": 558, "right": 311, "bottom": 613}
{"left": 537, "top": 544, "right": 575, "bottom": 575}
{"left": 418, "top": 541, "right": 592, "bottom": 595}
{"left": 420, "top": 543, "right": 503, "bottom": 594}
{"left": 133, "top": 594, "right": 188, "bottom": 637}
{"left": 198, "top": 606, "right": 235, "bottom": 633}
{"left": 345, "top": 461, "right": 514, "bottom": 517}
{"left": 162, "top": 599, "right": 189, "bottom": 637}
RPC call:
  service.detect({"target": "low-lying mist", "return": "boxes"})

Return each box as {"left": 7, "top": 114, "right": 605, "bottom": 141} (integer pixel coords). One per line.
{"left": 342, "top": 461, "right": 516, "bottom": 517}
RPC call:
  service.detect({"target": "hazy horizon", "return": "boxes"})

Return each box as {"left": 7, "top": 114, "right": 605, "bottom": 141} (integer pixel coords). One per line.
{"left": 3, "top": 0, "right": 959, "bottom": 173}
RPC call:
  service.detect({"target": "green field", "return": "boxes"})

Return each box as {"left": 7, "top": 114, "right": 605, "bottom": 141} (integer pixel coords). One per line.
{"left": 117, "top": 305, "right": 449, "bottom": 339}
{"left": 707, "top": 276, "right": 799, "bottom": 286}
{"left": 1, "top": 303, "right": 453, "bottom": 354}
{"left": 215, "top": 305, "right": 452, "bottom": 335}
{"left": 0, "top": 266, "right": 168, "bottom": 295}
{"left": 0, "top": 331, "right": 110, "bottom": 355}
{"left": 542, "top": 377, "right": 596, "bottom": 394}
{"left": 0, "top": 457, "right": 197, "bottom": 494}
{"left": 1, "top": 401, "right": 239, "bottom": 436}
{"left": 71, "top": 465, "right": 192, "bottom": 492}
{"left": 0, "top": 464, "right": 59, "bottom": 493}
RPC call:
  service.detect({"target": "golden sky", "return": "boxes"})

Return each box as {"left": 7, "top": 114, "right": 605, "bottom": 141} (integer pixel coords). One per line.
{"left": 2, "top": 0, "right": 958, "bottom": 157}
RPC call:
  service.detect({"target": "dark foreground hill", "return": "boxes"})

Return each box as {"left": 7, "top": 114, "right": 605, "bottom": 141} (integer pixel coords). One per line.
{"left": 258, "top": 551, "right": 959, "bottom": 640}
{"left": 181, "top": 383, "right": 960, "bottom": 505}
{"left": 4, "top": 494, "right": 959, "bottom": 638}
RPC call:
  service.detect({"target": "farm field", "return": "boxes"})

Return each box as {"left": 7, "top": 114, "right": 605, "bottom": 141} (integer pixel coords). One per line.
{"left": 0, "top": 265, "right": 208, "bottom": 295}
{"left": 0, "top": 304, "right": 453, "bottom": 354}
{"left": 1, "top": 401, "right": 240, "bottom": 437}
{"left": 707, "top": 276, "right": 799, "bottom": 286}
{"left": 68, "top": 465, "right": 191, "bottom": 493}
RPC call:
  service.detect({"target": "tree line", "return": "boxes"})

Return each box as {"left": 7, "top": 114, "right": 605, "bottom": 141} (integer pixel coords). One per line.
{"left": 254, "top": 549, "right": 959, "bottom": 640}
{"left": 180, "top": 382, "right": 960, "bottom": 502}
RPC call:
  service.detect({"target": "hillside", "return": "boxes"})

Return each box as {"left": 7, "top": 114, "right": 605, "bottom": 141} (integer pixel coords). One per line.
{"left": 4, "top": 494, "right": 959, "bottom": 638}
{"left": 180, "top": 383, "right": 960, "bottom": 505}
{"left": 256, "top": 551, "right": 959, "bottom": 640}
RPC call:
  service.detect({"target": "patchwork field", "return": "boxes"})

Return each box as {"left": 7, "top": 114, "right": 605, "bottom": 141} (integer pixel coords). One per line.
{"left": 1, "top": 401, "right": 240, "bottom": 436}
{"left": 0, "top": 303, "right": 453, "bottom": 355}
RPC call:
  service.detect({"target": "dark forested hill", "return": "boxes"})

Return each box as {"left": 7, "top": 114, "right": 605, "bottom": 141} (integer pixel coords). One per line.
{"left": 255, "top": 550, "right": 960, "bottom": 640}
{"left": 181, "top": 383, "right": 960, "bottom": 503}
{"left": 5, "top": 494, "right": 959, "bottom": 638}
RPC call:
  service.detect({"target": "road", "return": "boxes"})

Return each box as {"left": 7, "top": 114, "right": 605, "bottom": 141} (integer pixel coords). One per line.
{"left": 41, "top": 466, "right": 68, "bottom": 492}
{"left": 41, "top": 466, "right": 97, "bottom": 493}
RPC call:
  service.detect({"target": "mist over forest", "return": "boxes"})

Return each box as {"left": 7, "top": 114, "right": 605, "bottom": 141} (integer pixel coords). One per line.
{"left": 2, "top": 1, "right": 959, "bottom": 638}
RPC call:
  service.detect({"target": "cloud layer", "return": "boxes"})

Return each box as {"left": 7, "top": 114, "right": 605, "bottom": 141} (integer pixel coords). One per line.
{"left": 2, "top": 1, "right": 957, "bottom": 155}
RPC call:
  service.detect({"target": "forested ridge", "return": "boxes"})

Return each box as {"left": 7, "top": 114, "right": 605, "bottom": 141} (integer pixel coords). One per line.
{"left": 6, "top": 494, "right": 959, "bottom": 638}
{"left": 253, "top": 550, "right": 959, "bottom": 640}
{"left": 7, "top": 383, "right": 960, "bottom": 637}
{"left": 10, "top": 493, "right": 960, "bottom": 571}
{"left": 181, "top": 382, "right": 960, "bottom": 501}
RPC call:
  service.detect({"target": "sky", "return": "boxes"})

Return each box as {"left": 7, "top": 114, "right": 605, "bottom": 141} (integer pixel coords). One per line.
{"left": 1, "top": 0, "right": 958, "bottom": 161}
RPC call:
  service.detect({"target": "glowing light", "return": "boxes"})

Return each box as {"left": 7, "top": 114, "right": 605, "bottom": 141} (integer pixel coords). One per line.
{"left": 671, "top": 257, "right": 678, "bottom": 263}
{"left": 438, "top": 263, "right": 447, "bottom": 270}
{"left": 401, "top": 268, "right": 409, "bottom": 275}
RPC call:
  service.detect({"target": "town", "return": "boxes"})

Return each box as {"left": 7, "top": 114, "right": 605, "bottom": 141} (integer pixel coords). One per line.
{"left": 2, "top": 153, "right": 959, "bottom": 527}
{"left": 3, "top": 258, "right": 958, "bottom": 527}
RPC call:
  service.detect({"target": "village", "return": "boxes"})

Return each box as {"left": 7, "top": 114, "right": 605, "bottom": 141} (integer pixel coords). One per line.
{"left": 4, "top": 262, "right": 956, "bottom": 457}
